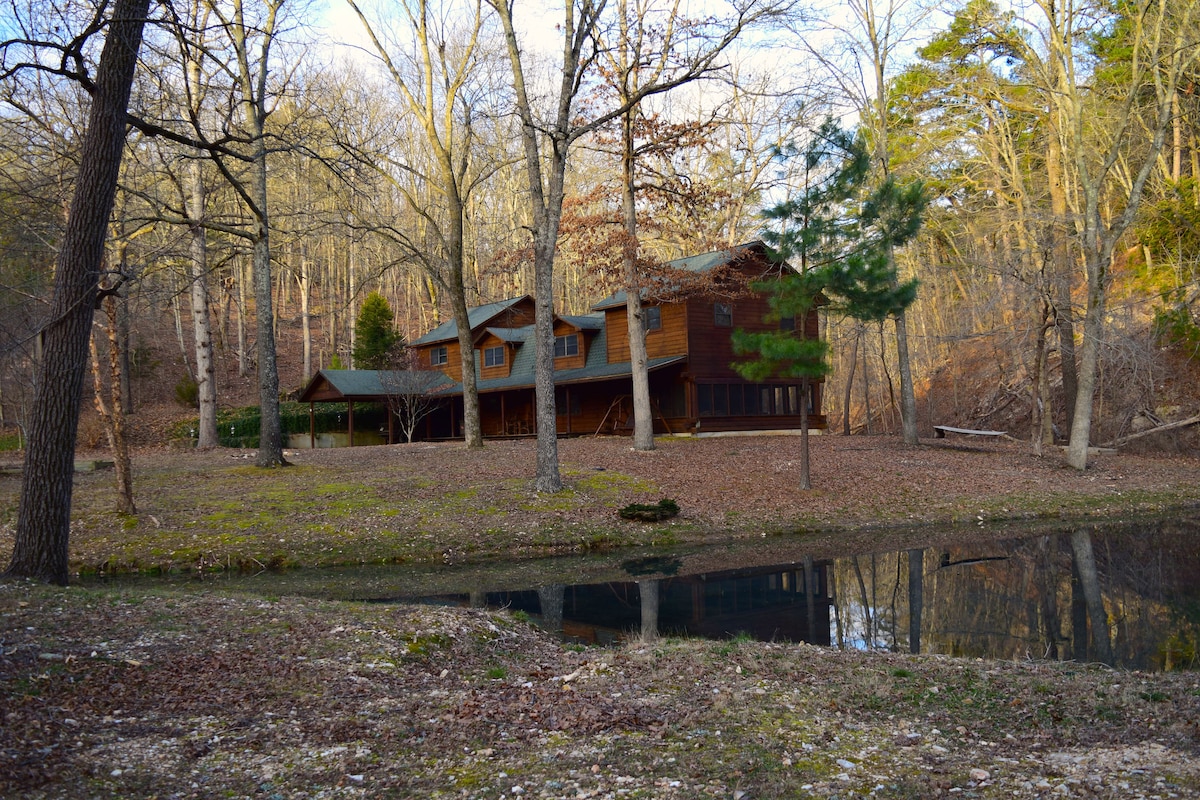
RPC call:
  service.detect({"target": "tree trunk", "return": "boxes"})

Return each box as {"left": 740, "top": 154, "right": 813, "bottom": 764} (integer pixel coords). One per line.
{"left": 189, "top": 155, "right": 218, "bottom": 449}
{"left": 798, "top": 378, "right": 811, "bottom": 489}
{"left": 250, "top": 150, "right": 285, "bottom": 466}
{"left": 90, "top": 298, "right": 135, "bottom": 514}
{"left": 452, "top": 293, "right": 483, "bottom": 449}
{"left": 894, "top": 310, "right": 919, "bottom": 443}
{"left": 621, "top": 108, "right": 655, "bottom": 451}
{"left": 237, "top": 258, "right": 248, "bottom": 377}
{"left": 533, "top": 228, "right": 562, "bottom": 492}
{"left": 300, "top": 258, "right": 312, "bottom": 382}
{"left": 6, "top": 0, "right": 150, "bottom": 584}
{"left": 1065, "top": 248, "right": 1105, "bottom": 469}
{"left": 842, "top": 325, "right": 859, "bottom": 435}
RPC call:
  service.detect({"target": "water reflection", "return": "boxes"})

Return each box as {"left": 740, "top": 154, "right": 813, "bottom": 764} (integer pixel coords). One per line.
{"left": 409, "top": 516, "right": 1200, "bottom": 670}
{"left": 832, "top": 517, "right": 1200, "bottom": 671}
{"left": 424, "top": 561, "right": 833, "bottom": 646}
{"left": 84, "top": 514, "right": 1200, "bottom": 671}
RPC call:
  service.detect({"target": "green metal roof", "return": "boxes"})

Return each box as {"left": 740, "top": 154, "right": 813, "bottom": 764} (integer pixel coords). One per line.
{"left": 409, "top": 295, "right": 532, "bottom": 346}
{"left": 591, "top": 240, "right": 780, "bottom": 310}
{"left": 299, "top": 369, "right": 455, "bottom": 402}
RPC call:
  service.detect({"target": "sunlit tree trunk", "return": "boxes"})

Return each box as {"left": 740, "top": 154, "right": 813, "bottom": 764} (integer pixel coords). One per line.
{"left": 189, "top": 152, "right": 218, "bottom": 449}
{"left": 622, "top": 109, "right": 654, "bottom": 451}
{"left": 90, "top": 297, "right": 135, "bottom": 514}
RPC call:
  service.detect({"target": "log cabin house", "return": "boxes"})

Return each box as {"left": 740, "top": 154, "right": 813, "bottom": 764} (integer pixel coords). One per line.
{"left": 298, "top": 241, "right": 827, "bottom": 444}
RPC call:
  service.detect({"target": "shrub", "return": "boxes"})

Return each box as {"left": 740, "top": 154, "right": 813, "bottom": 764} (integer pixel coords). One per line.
{"left": 174, "top": 375, "right": 199, "bottom": 408}
{"left": 619, "top": 498, "right": 680, "bottom": 522}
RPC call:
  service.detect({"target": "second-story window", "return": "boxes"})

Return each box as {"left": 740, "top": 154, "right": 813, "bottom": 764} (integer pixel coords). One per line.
{"left": 554, "top": 333, "right": 579, "bottom": 357}
{"left": 644, "top": 305, "right": 662, "bottom": 331}
{"left": 484, "top": 345, "right": 505, "bottom": 367}
{"left": 779, "top": 316, "right": 796, "bottom": 332}
{"left": 714, "top": 302, "right": 732, "bottom": 327}
{"left": 431, "top": 346, "right": 448, "bottom": 366}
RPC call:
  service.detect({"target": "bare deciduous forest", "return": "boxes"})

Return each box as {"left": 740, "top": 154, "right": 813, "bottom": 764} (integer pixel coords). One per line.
{"left": 1, "top": 0, "right": 1198, "bottom": 457}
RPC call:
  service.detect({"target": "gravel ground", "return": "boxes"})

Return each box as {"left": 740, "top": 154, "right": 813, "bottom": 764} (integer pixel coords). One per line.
{"left": 2, "top": 586, "right": 1199, "bottom": 799}
{"left": 3, "top": 433, "right": 1200, "bottom": 798}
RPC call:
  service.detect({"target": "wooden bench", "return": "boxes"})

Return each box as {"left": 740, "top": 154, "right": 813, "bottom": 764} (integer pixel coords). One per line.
{"left": 933, "top": 425, "right": 1006, "bottom": 439}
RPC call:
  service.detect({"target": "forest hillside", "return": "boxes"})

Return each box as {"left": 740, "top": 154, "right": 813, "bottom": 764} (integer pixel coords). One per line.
{"left": 1, "top": 0, "right": 1198, "bottom": 457}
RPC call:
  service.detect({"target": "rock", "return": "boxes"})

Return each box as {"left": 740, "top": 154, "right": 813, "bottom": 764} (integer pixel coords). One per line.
{"left": 970, "top": 768, "right": 990, "bottom": 781}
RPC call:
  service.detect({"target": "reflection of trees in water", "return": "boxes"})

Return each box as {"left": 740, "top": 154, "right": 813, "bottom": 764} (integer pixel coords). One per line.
{"left": 829, "top": 518, "right": 1200, "bottom": 670}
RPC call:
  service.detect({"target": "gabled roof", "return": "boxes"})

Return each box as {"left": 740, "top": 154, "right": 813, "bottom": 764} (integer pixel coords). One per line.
{"left": 298, "top": 368, "right": 454, "bottom": 402}
{"left": 409, "top": 295, "right": 533, "bottom": 346}
{"left": 559, "top": 313, "right": 605, "bottom": 331}
{"left": 483, "top": 325, "right": 534, "bottom": 343}
{"left": 591, "top": 240, "right": 787, "bottom": 311}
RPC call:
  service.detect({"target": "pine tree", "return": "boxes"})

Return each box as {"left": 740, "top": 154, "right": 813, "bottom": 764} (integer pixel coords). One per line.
{"left": 734, "top": 121, "right": 924, "bottom": 489}
{"left": 352, "top": 292, "right": 401, "bottom": 370}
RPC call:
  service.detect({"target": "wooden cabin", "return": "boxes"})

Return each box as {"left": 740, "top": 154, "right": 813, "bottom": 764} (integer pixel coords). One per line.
{"left": 300, "top": 241, "right": 827, "bottom": 444}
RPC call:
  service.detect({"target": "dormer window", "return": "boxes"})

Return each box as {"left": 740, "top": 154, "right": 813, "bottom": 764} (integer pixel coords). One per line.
{"left": 554, "top": 333, "right": 579, "bottom": 358}
{"left": 644, "top": 306, "right": 662, "bottom": 331}
{"left": 431, "top": 346, "right": 448, "bottom": 366}
{"left": 484, "top": 345, "right": 505, "bottom": 367}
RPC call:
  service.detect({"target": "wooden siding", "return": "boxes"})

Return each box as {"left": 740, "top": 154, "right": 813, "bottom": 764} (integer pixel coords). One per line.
{"left": 684, "top": 297, "right": 820, "bottom": 381}
{"left": 302, "top": 376, "right": 341, "bottom": 402}
{"left": 552, "top": 320, "right": 588, "bottom": 371}
{"left": 414, "top": 340, "right": 464, "bottom": 381}
{"left": 495, "top": 299, "right": 537, "bottom": 330}
{"left": 477, "top": 332, "right": 513, "bottom": 380}
{"left": 603, "top": 304, "right": 688, "bottom": 364}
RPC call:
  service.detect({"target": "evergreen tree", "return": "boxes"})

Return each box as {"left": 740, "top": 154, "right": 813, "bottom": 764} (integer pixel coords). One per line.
{"left": 352, "top": 292, "right": 401, "bottom": 370}
{"left": 734, "top": 121, "right": 924, "bottom": 489}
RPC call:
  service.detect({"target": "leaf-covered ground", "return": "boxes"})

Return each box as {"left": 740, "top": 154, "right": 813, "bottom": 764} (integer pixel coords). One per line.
{"left": 2, "top": 434, "right": 1198, "bottom": 576}
{"left": 2, "top": 585, "right": 1199, "bottom": 799}
{"left": 3, "top": 435, "right": 1200, "bottom": 797}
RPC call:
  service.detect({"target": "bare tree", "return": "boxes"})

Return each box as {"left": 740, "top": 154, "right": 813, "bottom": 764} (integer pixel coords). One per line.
{"left": 381, "top": 350, "right": 445, "bottom": 443}
{"left": 346, "top": 0, "right": 505, "bottom": 449}
{"left": 488, "top": 0, "right": 789, "bottom": 487}
{"left": 4, "top": 0, "right": 153, "bottom": 584}
{"left": 1044, "top": 0, "right": 1200, "bottom": 469}
{"left": 598, "top": 0, "right": 784, "bottom": 451}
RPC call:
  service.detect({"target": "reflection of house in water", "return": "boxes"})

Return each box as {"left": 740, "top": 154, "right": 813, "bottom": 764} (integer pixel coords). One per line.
{"left": 443, "top": 562, "right": 834, "bottom": 645}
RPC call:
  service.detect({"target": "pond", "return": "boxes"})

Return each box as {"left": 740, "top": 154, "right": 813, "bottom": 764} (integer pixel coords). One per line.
{"left": 90, "top": 512, "right": 1200, "bottom": 671}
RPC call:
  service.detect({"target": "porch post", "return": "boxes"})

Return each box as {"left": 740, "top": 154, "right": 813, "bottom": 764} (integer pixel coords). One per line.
{"left": 348, "top": 400, "right": 355, "bottom": 447}
{"left": 309, "top": 402, "right": 315, "bottom": 449}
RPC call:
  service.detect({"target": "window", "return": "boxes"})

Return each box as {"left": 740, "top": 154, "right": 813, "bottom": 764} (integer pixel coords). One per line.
{"left": 779, "top": 315, "right": 795, "bottom": 332}
{"left": 484, "top": 345, "right": 505, "bottom": 367}
{"left": 712, "top": 384, "right": 728, "bottom": 415}
{"left": 714, "top": 302, "right": 732, "bottom": 327}
{"left": 554, "top": 333, "right": 579, "bottom": 358}
{"left": 555, "top": 387, "right": 582, "bottom": 416}
{"left": 430, "top": 346, "right": 448, "bottom": 366}
{"left": 644, "top": 305, "right": 662, "bottom": 331}
{"left": 696, "top": 383, "right": 810, "bottom": 417}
